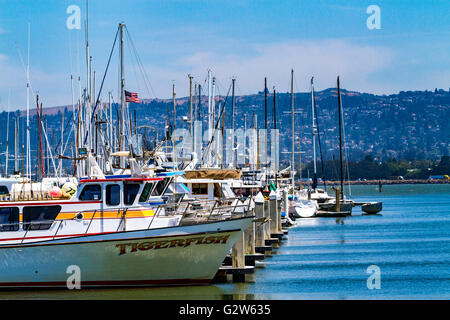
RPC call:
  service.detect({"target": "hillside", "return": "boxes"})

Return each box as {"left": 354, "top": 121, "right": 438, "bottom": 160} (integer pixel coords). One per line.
{"left": 0, "top": 88, "right": 449, "bottom": 175}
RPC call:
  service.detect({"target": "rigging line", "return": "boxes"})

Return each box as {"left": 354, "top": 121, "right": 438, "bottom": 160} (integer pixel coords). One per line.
{"left": 124, "top": 30, "right": 143, "bottom": 96}
{"left": 201, "top": 82, "right": 232, "bottom": 163}
{"left": 83, "top": 26, "right": 119, "bottom": 146}
{"left": 53, "top": 110, "right": 77, "bottom": 152}
{"left": 55, "top": 123, "right": 75, "bottom": 174}
{"left": 126, "top": 27, "right": 154, "bottom": 98}
{"left": 125, "top": 26, "right": 157, "bottom": 99}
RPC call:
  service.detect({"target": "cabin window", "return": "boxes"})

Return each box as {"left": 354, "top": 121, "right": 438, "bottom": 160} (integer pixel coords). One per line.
{"left": 151, "top": 179, "right": 170, "bottom": 196}
{"left": 192, "top": 183, "right": 208, "bottom": 195}
{"left": 139, "top": 182, "right": 154, "bottom": 202}
{"left": 213, "top": 183, "right": 223, "bottom": 198}
{"left": 124, "top": 183, "right": 140, "bottom": 205}
{"left": 0, "top": 207, "right": 19, "bottom": 231}
{"left": 0, "top": 186, "right": 9, "bottom": 195}
{"left": 106, "top": 184, "right": 120, "bottom": 206}
{"left": 79, "top": 184, "right": 102, "bottom": 201}
{"left": 23, "top": 205, "right": 61, "bottom": 231}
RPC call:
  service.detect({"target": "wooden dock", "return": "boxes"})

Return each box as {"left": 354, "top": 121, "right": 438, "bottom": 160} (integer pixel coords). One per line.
{"left": 213, "top": 190, "right": 294, "bottom": 283}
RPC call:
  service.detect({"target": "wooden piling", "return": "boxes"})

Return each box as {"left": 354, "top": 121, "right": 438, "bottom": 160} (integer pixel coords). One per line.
{"left": 269, "top": 190, "right": 284, "bottom": 242}
{"left": 269, "top": 191, "right": 278, "bottom": 235}
{"left": 231, "top": 233, "right": 246, "bottom": 282}
{"left": 263, "top": 199, "right": 271, "bottom": 240}
{"left": 276, "top": 192, "right": 282, "bottom": 233}
{"left": 254, "top": 195, "right": 265, "bottom": 248}
{"left": 335, "top": 187, "right": 340, "bottom": 212}
{"left": 244, "top": 217, "right": 255, "bottom": 256}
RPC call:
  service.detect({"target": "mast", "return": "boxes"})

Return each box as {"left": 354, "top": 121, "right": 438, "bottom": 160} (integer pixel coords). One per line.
{"left": 71, "top": 74, "right": 77, "bottom": 176}
{"left": 231, "top": 77, "right": 236, "bottom": 131}
{"left": 26, "top": 22, "right": 31, "bottom": 180}
{"left": 197, "top": 84, "right": 201, "bottom": 120}
{"left": 264, "top": 77, "right": 268, "bottom": 184}
{"left": 273, "top": 86, "right": 277, "bottom": 186}
{"left": 311, "top": 77, "right": 317, "bottom": 190}
{"left": 290, "top": 69, "right": 295, "bottom": 191}
{"left": 207, "top": 70, "right": 212, "bottom": 144}
{"left": 173, "top": 82, "right": 177, "bottom": 168}
{"left": 5, "top": 90, "right": 10, "bottom": 176}
{"left": 189, "top": 74, "right": 193, "bottom": 153}
{"left": 60, "top": 108, "right": 65, "bottom": 177}
{"left": 337, "top": 76, "right": 344, "bottom": 199}
{"left": 14, "top": 114, "right": 19, "bottom": 174}
{"left": 231, "top": 77, "right": 236, "bottom": 167}
{"left": 119, "top": 22, "right": 126, "bottom": 168}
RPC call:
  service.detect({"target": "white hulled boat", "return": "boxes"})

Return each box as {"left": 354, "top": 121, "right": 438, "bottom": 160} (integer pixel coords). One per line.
{"left": 0, "top": 175, "right": 253, "bottom": 288}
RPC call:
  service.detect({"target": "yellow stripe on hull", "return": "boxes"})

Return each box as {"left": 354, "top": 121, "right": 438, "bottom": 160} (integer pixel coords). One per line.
{"left": 18, "top": 209, "right": 155, "bottom": 221}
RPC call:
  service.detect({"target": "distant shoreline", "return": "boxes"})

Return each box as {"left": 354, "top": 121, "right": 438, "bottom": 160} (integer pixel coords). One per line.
{"left": 311, "top": 179, "right": 450, "bottom": 185}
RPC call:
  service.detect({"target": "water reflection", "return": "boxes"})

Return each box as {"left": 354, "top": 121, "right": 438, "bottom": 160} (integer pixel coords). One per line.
{"left": 0, "top": 284, "right": 228, "bottom": 300}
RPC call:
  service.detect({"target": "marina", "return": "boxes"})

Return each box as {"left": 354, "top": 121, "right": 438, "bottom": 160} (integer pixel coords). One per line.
{"left": 0, "top": 1, "right": 448, "bottom": 304}
{"left": 0, "top": 184, "right": 448, "bottom": 299}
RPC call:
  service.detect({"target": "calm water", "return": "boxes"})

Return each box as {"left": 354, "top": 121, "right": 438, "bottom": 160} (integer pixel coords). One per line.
{"left": 1, "top": 184, "right": 449, "bottom": 300}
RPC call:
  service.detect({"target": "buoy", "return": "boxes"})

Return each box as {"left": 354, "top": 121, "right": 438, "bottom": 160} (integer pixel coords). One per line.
{"left": 62, "top": 182, "right": 77, "bottom": 198}
{"left": 49, "top": 186, "right": 62, "bottom": 198}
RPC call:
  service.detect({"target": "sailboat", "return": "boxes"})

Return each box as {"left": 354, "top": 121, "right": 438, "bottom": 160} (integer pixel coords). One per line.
{"left": 318, "top": 76, "right": 354, "bottom": 215}
{"left": 285, "top": 70, "right": 318, "bottom": 218}
{"left": 299, "top": 77, "right": 332, "bottom": 204}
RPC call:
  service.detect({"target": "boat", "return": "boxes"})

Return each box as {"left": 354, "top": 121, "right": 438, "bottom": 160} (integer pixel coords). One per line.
{"left": 0, "top": 173, "right": 254, "bottom": 288}
{"left": 319, "top": 200, "right": 353, "bottom": 215}
{"left": 289, "top": 199, "right": 318, "bottom": 218}
{"left": 281, "top": 210, "right": 295, "bottom": 227}
{"left": 362, "top": 201, "right": 383, "bottom": 214}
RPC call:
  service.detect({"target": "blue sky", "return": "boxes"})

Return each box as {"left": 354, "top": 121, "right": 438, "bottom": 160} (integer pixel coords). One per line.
{"left": 0, "top": 0, "right": 449, "bottom": 109}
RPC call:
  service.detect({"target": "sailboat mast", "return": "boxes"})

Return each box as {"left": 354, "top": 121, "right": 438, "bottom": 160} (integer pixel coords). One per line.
{"left": 26, "top": 22, "right": 31, "bottom": 180}
{"left": 273, "top": 87, "right": 277, "bottom": 186}
{"left": 311, "top": 77, "right": 317, "bottom": 190}
{"left": 337, "top": 76, "right": 344, "bottom": 199}
{"left": 14, "top": 115, "right": 19, "bottom": 174}
{"left": 189, "top": 74, "right": 193, "bottom": 153}
{"left": 290, "top": 69, "right": 295, "bottom": 191}
{"left": 231, "top": 77, "right": 236, "bottom": 167}
{"left": 60, "top": 108, "right": 65, "bottom": 177}
{"left": 264, "top": 77, "right": 268, "bottom": 184}
{"left": 119, "top": 23, "right": 126, "bottom": 168}
{"left": 5, "top": 90, "right": 10, "bottom": 176}
{"left": 173, "top": 83, "right": 177, "bottom": 167}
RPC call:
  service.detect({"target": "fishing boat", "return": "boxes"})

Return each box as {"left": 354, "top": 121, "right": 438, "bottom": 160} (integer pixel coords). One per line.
{"left": 0, "top": 172, "right": 254, "bottom": 288}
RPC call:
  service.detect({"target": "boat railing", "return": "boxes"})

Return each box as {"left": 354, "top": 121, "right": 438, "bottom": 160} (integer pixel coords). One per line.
{"left": 2, "top": 197, "right": 255, "bottom": 243}
{"left": 176, "top": 195, "right": 254, "bottom": 225}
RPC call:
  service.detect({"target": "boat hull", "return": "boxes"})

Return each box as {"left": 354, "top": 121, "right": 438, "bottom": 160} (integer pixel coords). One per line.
{"left": 362, "top": 202, "right": 382, "bottom": 214}
{"left": 0, "top": 217, "right": 253, "bottom": 288}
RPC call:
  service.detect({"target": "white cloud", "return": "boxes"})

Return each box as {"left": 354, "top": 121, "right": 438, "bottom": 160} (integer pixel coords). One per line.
{"left": 0, "top": 53, "right": 72, "bottom": 111}
{"left": 141, "top": 39, "right": 395, "bottom": 99}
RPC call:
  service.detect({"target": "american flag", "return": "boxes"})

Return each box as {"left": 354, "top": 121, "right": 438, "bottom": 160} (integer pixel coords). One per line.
{"left": 125, "top": 90, "right": 140, "bottom": 103}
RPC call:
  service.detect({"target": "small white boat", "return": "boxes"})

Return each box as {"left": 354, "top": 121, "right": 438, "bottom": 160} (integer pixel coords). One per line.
{"left": 290, "top": 200, "right": 318, "bottom": 218}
